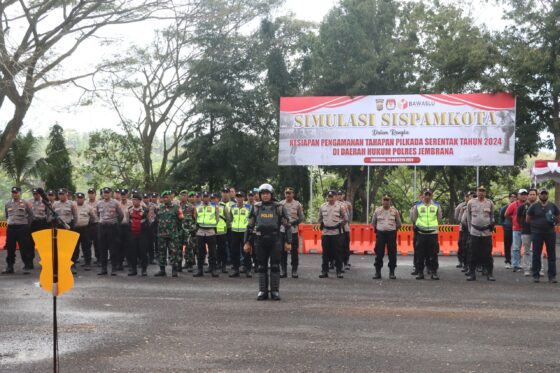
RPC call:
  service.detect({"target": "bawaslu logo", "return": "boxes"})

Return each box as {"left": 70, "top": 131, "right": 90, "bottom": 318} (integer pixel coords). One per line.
{"left": 397, "top": 98, "right": 408, "bottom": 110}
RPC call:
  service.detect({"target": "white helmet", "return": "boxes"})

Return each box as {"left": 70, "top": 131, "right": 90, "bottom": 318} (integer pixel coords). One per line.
{"left": 258, "top": 183, "right": 274, "bottom": 195}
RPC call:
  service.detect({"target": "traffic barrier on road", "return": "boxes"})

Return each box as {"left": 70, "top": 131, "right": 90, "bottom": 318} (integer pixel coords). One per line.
{"left": 299, "top": 224, "right": 524, "bottom": 257}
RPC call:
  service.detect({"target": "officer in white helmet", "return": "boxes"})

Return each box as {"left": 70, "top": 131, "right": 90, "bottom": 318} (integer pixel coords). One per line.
{"left": 244, "top": 183, "right": 292, "bottom": 300}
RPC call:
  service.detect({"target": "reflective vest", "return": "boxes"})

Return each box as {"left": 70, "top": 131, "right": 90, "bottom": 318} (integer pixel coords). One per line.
{"left": 196, "top": 204, "right": 217, "bottom": 228}
{"left": 415, "top": 202, "right": 439, "bottom": 231}
{"left": 231, "top": 205, "right": 250, "bottom": 232}
{"left": 217, "top": 201, "right": 229, "bottom": 233}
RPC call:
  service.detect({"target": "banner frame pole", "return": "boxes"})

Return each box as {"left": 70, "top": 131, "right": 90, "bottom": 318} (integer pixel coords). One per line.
{"left": 309, "top": 166, "right": 313, "bottom": 223}
{"left": 413, "top": 166, "right": 417, "bottom": 200}
{"left": 366, "top": 166, "right": 370, "bottom": 222}
{"left": 476, "top": 166, "right": 480, "bottom": 188}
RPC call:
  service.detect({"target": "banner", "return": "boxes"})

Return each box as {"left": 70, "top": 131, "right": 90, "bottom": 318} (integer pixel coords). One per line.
{"left": 279, "top": 93, "right": 516, "bottom": 166}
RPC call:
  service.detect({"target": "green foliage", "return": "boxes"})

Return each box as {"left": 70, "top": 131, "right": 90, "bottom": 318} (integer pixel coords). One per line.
{"left": 0, "top": 131, "right": 39, "bottom": 187}
{"left": 40, "top": 125, "right": 75, "bottom": 192}
{"left": 83, "top": 130, "right": 144, "bottom": 190}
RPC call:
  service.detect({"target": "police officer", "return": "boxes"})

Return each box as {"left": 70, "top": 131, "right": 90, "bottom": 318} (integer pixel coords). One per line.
{"left": 117, "top": 189, "right": 132, "bottom": 271}
{"left": 229, "top": 191, "right": 252, "bottom": 278}
{"left": 74, "top": 192, "right": 96, "bottom": 271}
{"left": 455, "top": 191, "right": 472, "bottom": 270}
{"left": 217, "top": 188, "right": 232, "bottom": 273}
{"left": 51, "top": 189, "right": 79, "bottom": 273}
{"left": 372, "top": 194, "right": 402, "bottom": 279}
{"left": 128, "top": 193, "right": 150, "bottom": 276}
{"left": 154, "top": 191, "right": 184, "bottom": 277}
{"left": 244, "top": 184, "right": 291, "bottom": 300}
{"left": 280, "top": 187, "right": 304, "bottom": 278}
{"left": 179, "top": 190, "right": 197, "bottom": 272}
{"left": 2, "top": 187, "right": 33, "bottom": 274}
{"left": 318, "top": 190, "right": 348, "bottom": 279}
{"left": 337, "top": 190, "right": 353, "bottom": 270}
{"left": 29, "top": 188, "right": 49, "bottom": 265}
{"left": 466, "top": 186, "right": 496, "bottom": 281}
{"left": 86, "top": 188, "right": 100, "bottom": 265}
{"left": 411, "top": 188, "right": 442, "bottom": 280}
{"left": 194, "top": 191, "right": 220, "bottom": 277}
{"left": 97, "top": 187, "right": 124, "bottom": 276}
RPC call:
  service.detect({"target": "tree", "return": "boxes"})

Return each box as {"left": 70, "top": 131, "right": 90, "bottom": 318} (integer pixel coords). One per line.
{"left": 83, "top": 129, "right": 144, "bottom": 189}
{"left": 41, "top": 124, "right": 75, "bottom": 192}
{"left": 0, "top": 0, "right": 172, "bottom": 162}
{"left": 1, "top": 130, "right": 39, "bottom": 187}
{"left": 309, "top": 0, "right": 418, "bottom": 221}
{"left": 104, "top": 0, "right": 282, "bottom": 190}
{"left": 499, "top": 0, "right": 560, "bottom": 204}
{"left": 259, "top": 17, "right": 316, "bottom": 203}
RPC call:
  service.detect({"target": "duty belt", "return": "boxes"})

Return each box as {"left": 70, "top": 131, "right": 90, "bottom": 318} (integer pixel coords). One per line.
{"left": 471, "top": 224, "right": 491, "bottom": 231}
{"left": 417, "top": 228, "right": 437, "bottom": 234}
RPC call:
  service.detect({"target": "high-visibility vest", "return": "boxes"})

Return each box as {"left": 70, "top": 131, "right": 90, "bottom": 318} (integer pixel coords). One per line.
{"left": 415, "top": 202, "right": 439, "bottom": 231}
{"left": 196, "top": 204, "right": 217, "bottom": 228}
{"left": 231, "top": 205, "right": 250, "bottom": 232}
{"left": 216, "top": 201, "right": 229, "bottom": 233}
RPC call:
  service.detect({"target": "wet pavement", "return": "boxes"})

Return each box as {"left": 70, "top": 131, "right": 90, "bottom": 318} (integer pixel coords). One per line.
{"left": 1, "top": 252, "right": 559, "bottom": 372}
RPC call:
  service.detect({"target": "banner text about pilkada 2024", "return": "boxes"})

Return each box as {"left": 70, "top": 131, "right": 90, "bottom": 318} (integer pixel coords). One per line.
{"left": 278, "top": 93, "right": 516, "bottom": 166}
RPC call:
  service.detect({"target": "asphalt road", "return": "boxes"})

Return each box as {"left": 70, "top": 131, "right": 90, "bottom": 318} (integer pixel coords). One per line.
{"left": 1, "top": 252, "right": 559, "bottom": 372}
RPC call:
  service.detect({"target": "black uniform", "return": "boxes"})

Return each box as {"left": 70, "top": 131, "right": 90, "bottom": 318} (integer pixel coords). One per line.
{"left": 245, "top": 201, "right": 291, "bottom": 299}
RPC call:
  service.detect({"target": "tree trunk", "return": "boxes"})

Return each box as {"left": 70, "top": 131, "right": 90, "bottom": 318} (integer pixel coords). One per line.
{"left": 0, "top": 103, "right": 29, "bottom": 162}
{"left": 345, "top": 167, "right": 365, "bottom": 223}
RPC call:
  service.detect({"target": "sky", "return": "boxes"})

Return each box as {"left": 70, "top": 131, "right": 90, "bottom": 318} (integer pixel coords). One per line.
{"left": 0, "top": 0, "right": 506, "bottom": 137}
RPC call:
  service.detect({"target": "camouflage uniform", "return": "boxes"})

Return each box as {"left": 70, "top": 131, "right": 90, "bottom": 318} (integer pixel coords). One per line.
{"left": 180, "top": 201, "right": 197, "bottom": 268}
{"left": 157, "top": 202, "right": 183, "bottom": 268}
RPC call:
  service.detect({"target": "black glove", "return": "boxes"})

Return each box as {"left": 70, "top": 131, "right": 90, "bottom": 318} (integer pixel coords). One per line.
{"left": 319, "top": 222, "right": 324, "bottom": 231}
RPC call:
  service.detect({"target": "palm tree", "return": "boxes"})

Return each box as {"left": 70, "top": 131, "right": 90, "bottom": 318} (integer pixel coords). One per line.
{"left": 1, "top": 130, "right": 40, "bottom": 187}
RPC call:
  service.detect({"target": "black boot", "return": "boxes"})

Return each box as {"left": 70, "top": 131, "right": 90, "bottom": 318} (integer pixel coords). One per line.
{"left": 430, "top": 272, "right": 439, "bottom": 280}
{"left": 128, "top": 268, "right": 138, "bottom": 276}
{"left": 373, "top": 269, "right": 381, "bottom": 279}
{"left": 319, "top": 271, "right": 328, "bottom": 278}
{"left": 415, "top": 272, "right": 424, "bottom": 280}
{"left": 466, "top": 271, "right": 476, "bottom": 281}
{"left": 211, "top": 266, "right": 219, "bottom": 277}
{"left": 411, "top": 267, "right": 418, "bottom": 276}
{"left": 221, "top": 263, "right": 227, "bottom": 274}
{"left": 291, "top": 267, "right": 298, "bottom": 279}
{"left": 177, "top": 264, "right": 183, "bottom": 273}
{"left": 154, "top": 266, "right": 166, "bottom": 277}
{"left": 280, "top": 265, "right": 287, "bottom": 278}
{"left": 141, "top": 267, "right": 147, "bottom": 276}
{"left": 270, "top": 271, "right": 280, "bottom": 300}
{"left": 193, "top": 266, "right": 203, "bottom": 277}
{"left": 257, "top": 271, "right": 269, "bottom": 300}
{"left": 98, "top": 266, "right": 108, "bottom": 276}
{"left": 389, "top": 269, "right": 396, "bottom": 279}
{"left": 487, "top": 270, "right": 495, "bottom": 281}
{"left": 229, "top": 268, "right": 240, "bottom": 278}
{"left": 172, "top": 266, "right": 178, "bottom": 277}
{"left": 1, "top": 265, "right": 14, "bottom": 274}
{"left": 71, "top": 264, "right": 77, "bottom": 275}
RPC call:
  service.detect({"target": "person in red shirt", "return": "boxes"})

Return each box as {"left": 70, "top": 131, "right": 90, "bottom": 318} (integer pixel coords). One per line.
{"left": 505, "top": 189, "right": 528, "bottom": 271}
{"left": 127, "top": 193, "right": 150, "bottom": 276}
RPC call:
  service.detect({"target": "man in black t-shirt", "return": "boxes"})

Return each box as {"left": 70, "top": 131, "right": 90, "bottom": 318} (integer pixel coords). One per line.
{"left": 517, "top": 189, "right": 537, "bottom": 276}
{"left": 526, "top": 188, "right": 559, "bottom": 283}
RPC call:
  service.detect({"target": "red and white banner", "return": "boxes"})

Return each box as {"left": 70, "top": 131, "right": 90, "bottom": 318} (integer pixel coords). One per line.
{"left": 279, "top": 93, "right": 516, "bottom": 166}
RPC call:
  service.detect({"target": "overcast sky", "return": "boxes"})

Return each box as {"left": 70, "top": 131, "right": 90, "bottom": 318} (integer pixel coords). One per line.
{"left": 0, "top": 0, "right": 505, "bottom": 136}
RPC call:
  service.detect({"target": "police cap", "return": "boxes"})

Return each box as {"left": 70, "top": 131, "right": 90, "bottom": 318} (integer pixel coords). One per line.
{"left": 11, "top": 186, "right": 21, "bottom": 193}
